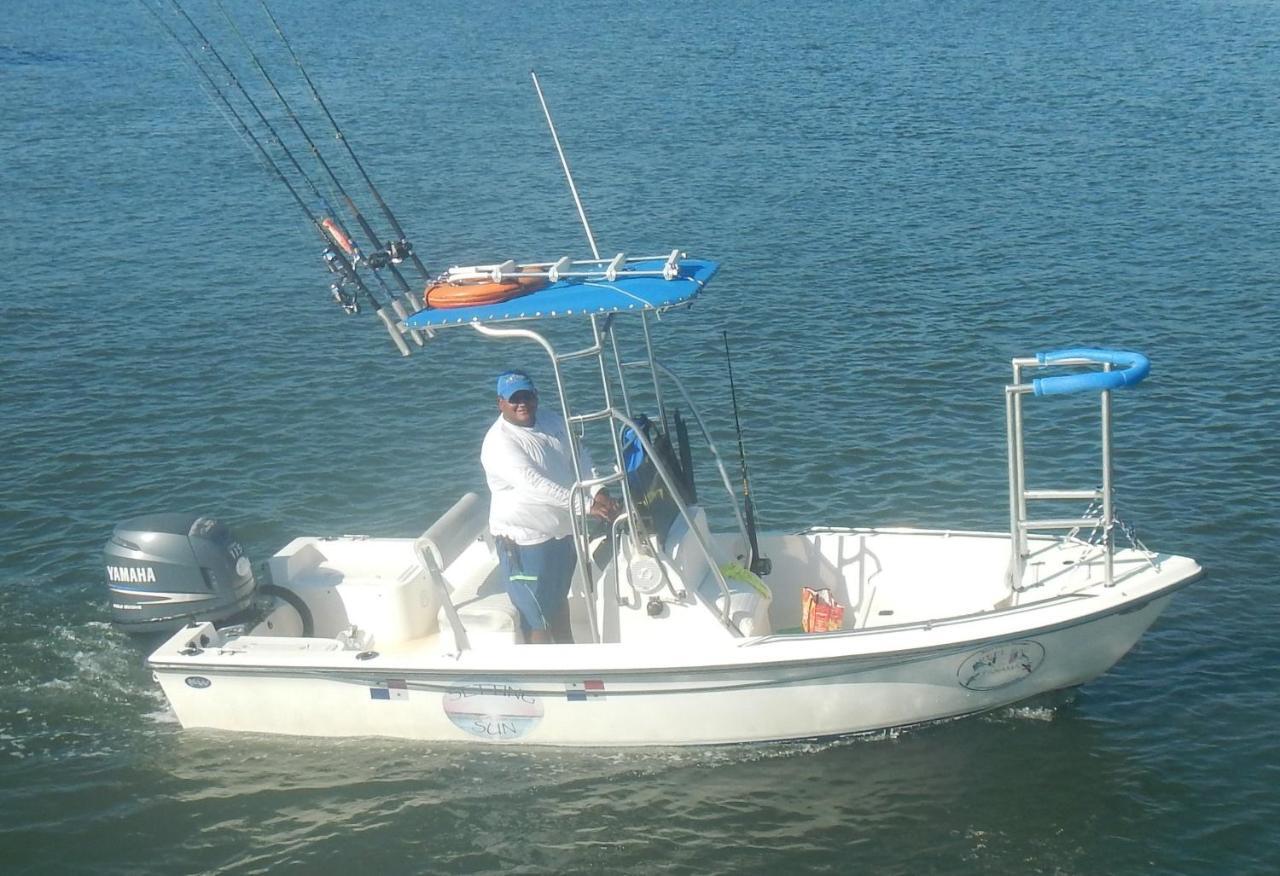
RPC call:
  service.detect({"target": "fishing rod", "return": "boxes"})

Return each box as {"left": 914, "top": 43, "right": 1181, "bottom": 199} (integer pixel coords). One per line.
{"left": 211, "top": 0, "right": 426, "bottom": 344}
{"left": 258, "top": 0, "right": 433, "bottom": 285}
{"left": 141, "top": 0, "right": 410, "bottom": 356}
{"left": 166, "top": 0, "right": 361, "bottom": 262}
{"left": 167, "top": 0, "right": 421, "bottom": 347}
{"left": 723, "top": 331, "right": 771, "bottom": 577}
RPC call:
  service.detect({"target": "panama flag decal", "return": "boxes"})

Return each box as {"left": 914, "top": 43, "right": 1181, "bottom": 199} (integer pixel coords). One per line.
{"left": 565, "top": 679, "right": 606, "bottom": 701}
{"left": 370, "top": 679, "right": 409, "bottom": 701}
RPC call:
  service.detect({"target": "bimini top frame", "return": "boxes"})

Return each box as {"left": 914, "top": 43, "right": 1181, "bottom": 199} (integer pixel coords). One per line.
{"left": 404, "top": 256, "right": 750, "bottom": 646}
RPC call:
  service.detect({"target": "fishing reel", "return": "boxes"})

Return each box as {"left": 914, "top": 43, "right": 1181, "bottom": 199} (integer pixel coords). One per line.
{"left": 364, "top": 239, "right": 413, "bottom": 270}
{"left": 387, "top": 239, "right": 412, "bottom": 263}
{"left": 330, "top": 283, "right": 359, "bottom": 314}
{"left": 322, "top": 246, "right": 360, "bottom": 314}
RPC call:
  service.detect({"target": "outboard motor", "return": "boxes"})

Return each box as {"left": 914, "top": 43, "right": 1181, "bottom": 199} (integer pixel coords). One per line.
{"left": 104, "top": 513, "right": 258, "bottom": 635}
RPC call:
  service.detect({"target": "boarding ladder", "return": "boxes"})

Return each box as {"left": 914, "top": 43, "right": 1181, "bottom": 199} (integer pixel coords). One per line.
{"left": 1004, "top": 348, "right": 1150, "bottom": 591}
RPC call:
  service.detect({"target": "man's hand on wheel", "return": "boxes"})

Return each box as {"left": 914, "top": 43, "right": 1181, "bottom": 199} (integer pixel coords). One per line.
{"left": 590, "top": 492, "right": 622, "bottom": 523}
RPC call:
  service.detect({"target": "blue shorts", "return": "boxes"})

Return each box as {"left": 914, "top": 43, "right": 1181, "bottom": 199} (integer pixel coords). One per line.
{"left": 496, "top": 536, "right": 577, "bottom": 633}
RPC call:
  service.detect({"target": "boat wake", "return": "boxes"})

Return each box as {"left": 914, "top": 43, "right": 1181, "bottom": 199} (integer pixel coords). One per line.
{"left": 0, "top": 616, "right": 172, "bottom": 761}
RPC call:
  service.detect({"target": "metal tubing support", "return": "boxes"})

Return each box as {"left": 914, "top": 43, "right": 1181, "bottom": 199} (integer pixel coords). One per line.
{"left": 556, "top": 343, "right": 604, "bottom": 362}
{"left": 470, "top": 321, "right": 649, "bottom": 642}
{"left": 640, "top": 313, "right": 668, "bottom": 433}
{"left": 528, "top": 72, "right": 644, "bottom": 585}
{"left": 416, "top": 546, "right": 470, "bottom": 653}
{"left": 569, "top": 409, "right": 614, "bottom": 425}
{"left": 464, "top": 254, "right": 677, "bottom": 270}
{"left": 1012, "top": 361, "right": 1029, "bottom": 556}
{"left": 607, "top": 323, "right": 633, "bottom": 419}
{"left": 471, "top": 321, "right": 602, "bottom": 642}
{"left": 1005, "top": 385, "right": 1025, "bottom": 591}
{"left": 1101, "top": 363, "right": 1115, "bottom": 587}
{"left": 1008, "top": 354, "right": 1129, "bottom": 590}
{"left": 573, "top": 470, "right": 628, "bottom": 493}
{"left": 604, "top": 511, "right": 632, "bottom": 643}
{"left": 1020, "top": 518, "right": 1106, "bottom": 530}
{"left": 1023, "top": 489, "right": 1101, "bottom": 500}
{"left": 590, "top": 315, "right": 641, "bottom": 559}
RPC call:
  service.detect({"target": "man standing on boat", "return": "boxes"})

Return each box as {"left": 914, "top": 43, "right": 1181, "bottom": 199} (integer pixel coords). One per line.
{"left": 481, "top": 370, "right": 620, "bottom": 644}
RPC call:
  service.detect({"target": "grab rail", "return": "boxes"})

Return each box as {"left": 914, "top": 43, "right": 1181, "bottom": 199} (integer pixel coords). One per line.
{"left": 1005, "top": 348, "right": 1150, "bottom": 592}
{"left": 413, "top": 492, "right": 488, "bottom": 653}
{"left": 1031, "top": 349, "right": 1150, "bottom": 397}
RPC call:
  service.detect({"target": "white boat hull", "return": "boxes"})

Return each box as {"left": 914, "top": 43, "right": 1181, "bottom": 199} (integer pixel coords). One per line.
{"left": 149, "top": 524, "right": 1196, "bottom": 745}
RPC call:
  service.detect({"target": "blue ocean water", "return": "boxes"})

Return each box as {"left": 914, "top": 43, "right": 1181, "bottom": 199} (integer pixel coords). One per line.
{"left": 2, "top": 0, "right": 1279, "bottom": 872}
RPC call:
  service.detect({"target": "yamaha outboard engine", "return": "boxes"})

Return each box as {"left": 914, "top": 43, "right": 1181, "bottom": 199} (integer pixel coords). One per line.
{"left": 104, "top": 513, "right": 258, "bottom": 635}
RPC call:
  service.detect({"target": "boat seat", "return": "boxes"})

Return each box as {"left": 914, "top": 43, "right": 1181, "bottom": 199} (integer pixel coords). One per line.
{"left": 415, "top": 492, "right": 522, "bottom": 649}
{"left": 438, "top": 566, "right": 521, "bottom": 650}
{"left": 665, "top": 506, "right": 773, "bottom": 637}
{"left": 698, "top": 568, "right": 773, "bottom": 637}
{"left": 268, "top": 539, "right": 437, "bottom": 647}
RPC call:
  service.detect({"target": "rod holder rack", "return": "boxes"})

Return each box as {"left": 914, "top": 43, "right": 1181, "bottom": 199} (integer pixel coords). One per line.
{"left": 439, "top": 250, "right": 685, "bottom": 285}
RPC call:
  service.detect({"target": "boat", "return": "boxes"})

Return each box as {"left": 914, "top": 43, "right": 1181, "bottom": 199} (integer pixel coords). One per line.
{"left": 120, "top": 260, "right": 1201, "bottom": 744}
{"left": 120, "top": 4, "right": 1203, "bottom": 745}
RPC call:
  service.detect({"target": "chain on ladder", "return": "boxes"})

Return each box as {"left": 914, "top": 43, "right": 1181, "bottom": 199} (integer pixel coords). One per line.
{"left": 1068, "top": 491, "right": 1158, "bottom": 572}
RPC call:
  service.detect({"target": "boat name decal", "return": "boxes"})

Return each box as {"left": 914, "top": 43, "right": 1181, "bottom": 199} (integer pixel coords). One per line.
{"left": 184, "top": 676, "right": 212, "bottom": 689}
{"left": 106, "top": 565, "right": 157, "bottom": 584}
{"left": 957, "top": 641, "right": 1045, "bottom": 690}
{"left": 442, "top": 682, "right": 544, "bottom": 741}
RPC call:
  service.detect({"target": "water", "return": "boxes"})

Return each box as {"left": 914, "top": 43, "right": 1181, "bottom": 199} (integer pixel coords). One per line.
{"left": 2, "top": 0, "right": 1279, "bottom": 872}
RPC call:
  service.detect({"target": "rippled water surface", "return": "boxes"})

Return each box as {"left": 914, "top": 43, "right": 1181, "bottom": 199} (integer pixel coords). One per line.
{"left": 3, "top": 0, "right": 1279, "bottom": 873}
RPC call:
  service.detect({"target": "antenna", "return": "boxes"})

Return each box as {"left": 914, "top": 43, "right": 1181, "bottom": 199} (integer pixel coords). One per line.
{"left": 531, "top": 71, "right": 601, "bottom": 260}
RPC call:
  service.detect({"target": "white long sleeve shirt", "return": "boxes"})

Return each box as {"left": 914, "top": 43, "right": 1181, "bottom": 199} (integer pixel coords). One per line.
{"left": 481, "top": 408, "right": 596, "bottom": 545}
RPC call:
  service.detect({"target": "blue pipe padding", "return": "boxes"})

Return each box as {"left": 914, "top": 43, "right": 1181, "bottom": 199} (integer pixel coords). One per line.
{"left": 1031, "top": 348, "right": 1150, "bottom": 396}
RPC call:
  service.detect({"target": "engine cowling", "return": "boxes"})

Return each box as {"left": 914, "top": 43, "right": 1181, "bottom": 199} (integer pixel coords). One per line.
{"left": 104, "top": 513, "right": 257, "bottom": 634}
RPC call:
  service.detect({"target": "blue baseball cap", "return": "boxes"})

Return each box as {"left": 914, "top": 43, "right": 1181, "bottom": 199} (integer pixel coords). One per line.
{"left": 496, "top": 370, "right": 536, "bottom": 400}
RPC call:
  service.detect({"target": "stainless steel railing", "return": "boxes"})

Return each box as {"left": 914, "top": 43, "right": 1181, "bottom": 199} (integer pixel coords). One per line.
{"left": 1005, "top": 349, "right": 1150, "bottom": 592}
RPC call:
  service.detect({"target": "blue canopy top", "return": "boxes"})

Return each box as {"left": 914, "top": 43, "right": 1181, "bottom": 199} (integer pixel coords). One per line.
{"left": 404, "top": 258, "right": 718, "bottom": 330}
